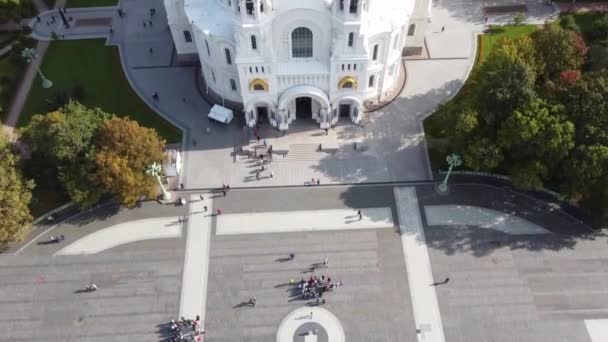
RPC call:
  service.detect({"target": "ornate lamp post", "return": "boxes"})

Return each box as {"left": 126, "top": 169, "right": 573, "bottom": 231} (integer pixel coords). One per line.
{"left": 438, "top": 153, "right": 462, "bottom": 193}
{"left": 21, "top": 48, "right": 52, "bottom": 89}
{"left": 146, "top": 162, "right": 171, "bottom": 201}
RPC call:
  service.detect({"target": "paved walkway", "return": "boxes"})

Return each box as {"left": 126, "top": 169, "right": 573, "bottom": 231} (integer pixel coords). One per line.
{"left": 424, "top": 205, "right": 551, "bottom": 235}
{"left": 55, "top": 216, "right": 182, "bottom": 255}
{"left": 276, "top": 307, "right": 345, "bottom": 342}
{"left": 394, "top": 187, "right": 446, "bottom": 342}
{"left": 216, "top": 208, "right": 394, "bottom": 235}
{"left": 179, "top": 194, "right": 213, "bottom": 321}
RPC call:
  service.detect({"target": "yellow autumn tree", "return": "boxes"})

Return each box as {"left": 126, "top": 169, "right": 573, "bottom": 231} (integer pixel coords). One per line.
{"left": 93, "top": 117, "right": 165, "bottom": 207}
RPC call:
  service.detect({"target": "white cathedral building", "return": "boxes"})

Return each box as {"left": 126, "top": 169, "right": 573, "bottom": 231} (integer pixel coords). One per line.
{"left": 164, "top": 0, "right": 430, "bottom": 130}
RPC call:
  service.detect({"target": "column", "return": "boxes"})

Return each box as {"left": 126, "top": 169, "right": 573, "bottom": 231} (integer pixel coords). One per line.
{"left": 278, "top": 109, "right": 289, "bottom": 131}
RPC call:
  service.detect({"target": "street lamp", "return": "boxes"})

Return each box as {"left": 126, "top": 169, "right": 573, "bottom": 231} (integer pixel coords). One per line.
{"left": 21, "top": 47, "right": 52, "bottom": 89}
{"left": 438, "top": 153, "right": 462, "bottom": 193}
{"left": 146, "top": 162, "right": 172, "bottom": 201}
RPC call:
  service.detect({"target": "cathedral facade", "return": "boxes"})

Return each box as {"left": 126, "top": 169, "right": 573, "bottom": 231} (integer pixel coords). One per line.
{"left": 164, "top": 0, "right": 430, "bottom": 130}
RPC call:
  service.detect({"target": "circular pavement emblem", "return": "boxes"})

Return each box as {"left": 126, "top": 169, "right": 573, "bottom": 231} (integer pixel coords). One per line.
{"left": 276, "top": 307, "right": 345, "bottom": 342}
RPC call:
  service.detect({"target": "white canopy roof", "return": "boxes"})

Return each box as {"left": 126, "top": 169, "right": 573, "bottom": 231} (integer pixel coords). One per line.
{"left": 208, "top": 105, "right": 234, "bottom": 124}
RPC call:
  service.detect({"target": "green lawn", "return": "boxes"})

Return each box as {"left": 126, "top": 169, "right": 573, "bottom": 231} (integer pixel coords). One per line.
{"left": 20, "top": 40, "right": 181, "bottom": 143}
{"left": 479, "top": 25, "right": 538, "bottom": 63}
{"left": 0, "top": 56, "right": 27, "bottom": 122}
{"left": 66, "top": 0, "right": 117, "bottom": 7}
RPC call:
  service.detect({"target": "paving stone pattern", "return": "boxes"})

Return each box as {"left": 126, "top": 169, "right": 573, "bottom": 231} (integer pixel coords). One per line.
{"left": 425, "top": 225, "right": 604, "bottom": 342}
{"left": 204, "top": 229, "right": 417, "bottom": 342}
{"left": 0, "top": 238, "right": 185, "bottom": 342}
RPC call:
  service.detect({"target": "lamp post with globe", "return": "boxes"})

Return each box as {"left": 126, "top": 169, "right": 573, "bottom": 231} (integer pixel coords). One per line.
{"left": 438, "top": 153, "right": 462, "bottom": 193}
{"left": 21, "top": 48, "right": 52, "bottom": 89}
{"left": 146, "top": 162, "right": 171, "bottom": 201}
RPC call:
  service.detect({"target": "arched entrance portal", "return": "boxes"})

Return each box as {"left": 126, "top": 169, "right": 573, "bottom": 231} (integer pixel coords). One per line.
{"left": 295, "top": 97, "right": 312, "bottom": 118}
{"left": 277, "top": 85, "right": 330, "bottom": 131}
{"left": 331, "top": 95, "right": 363, "bottom": 125}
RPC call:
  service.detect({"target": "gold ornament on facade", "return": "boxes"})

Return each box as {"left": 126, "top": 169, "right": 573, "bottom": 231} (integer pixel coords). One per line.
{"left": 338, "top": 76, "right": 357, "bottom": 90}
{"left": 249, "top": 78, "right": 269, "bottom": 92}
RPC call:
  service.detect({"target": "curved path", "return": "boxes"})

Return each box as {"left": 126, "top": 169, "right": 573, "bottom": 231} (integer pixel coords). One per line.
{"left": 55, "top": 216, "right": 182, "bottom": 255}
{"left": 424, "top": 205, "right": 550, "bottom": 235}
{"left": 276, "top": 307, "right": 345, "bottom": 342}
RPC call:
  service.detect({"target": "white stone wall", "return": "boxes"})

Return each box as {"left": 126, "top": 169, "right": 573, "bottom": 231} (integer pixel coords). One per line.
{"left": 164, "top": 0, "right": 197, "bottom": 55}
{"left": 165, "top": 0, "right": 431, "bottom": 128}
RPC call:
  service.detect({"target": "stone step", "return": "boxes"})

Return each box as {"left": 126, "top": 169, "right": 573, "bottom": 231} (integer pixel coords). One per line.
{"left": 283, "top": 144, "right": 327, "bottom": 162}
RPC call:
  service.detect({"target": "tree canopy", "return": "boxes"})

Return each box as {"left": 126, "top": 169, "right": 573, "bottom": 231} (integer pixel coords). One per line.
{"left": 427, "top": 23, "right": 608, "bottom": 225}
{"left": 0, "top": 133, "right": 34, "bottom": 244}
{"left": 20, "top": 102, "right": 166, "bottom": 209}
{"left": 92, "top": 117, "right": 165, "bottom": 207}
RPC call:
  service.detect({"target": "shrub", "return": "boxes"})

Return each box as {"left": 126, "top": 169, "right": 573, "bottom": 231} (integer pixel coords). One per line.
{"left": 513, "top": 12, "right": 526, "bottom": 25}
{"left": 560, "top": 15, "right": 580, "bottom": 32}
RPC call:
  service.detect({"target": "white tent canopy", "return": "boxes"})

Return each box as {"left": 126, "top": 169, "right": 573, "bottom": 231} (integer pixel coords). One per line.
{"left": 208, "top": 105, "right": 234, "bottom": 124}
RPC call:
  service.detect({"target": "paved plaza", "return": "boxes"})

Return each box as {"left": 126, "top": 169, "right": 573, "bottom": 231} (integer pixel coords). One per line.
{"left": 5, "top": 0, "right": 607, "bottom": 341}
{"left": 2, "top": 184, "right": 608, "bottom": 341}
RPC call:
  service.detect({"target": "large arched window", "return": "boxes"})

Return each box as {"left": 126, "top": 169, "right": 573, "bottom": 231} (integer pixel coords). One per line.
{"left": 349, "top": 0, "right": 358, "bottom": 14}
{"left": 292, "top": 27, "right": 313, "bottom": 58}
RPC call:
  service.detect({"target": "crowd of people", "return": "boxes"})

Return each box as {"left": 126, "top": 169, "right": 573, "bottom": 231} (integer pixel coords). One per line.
{"left": 296, "top": 275, "right": 343, "bottom": 304}
{"left": 169, "top": 316, "right": 204, "bottom": 341}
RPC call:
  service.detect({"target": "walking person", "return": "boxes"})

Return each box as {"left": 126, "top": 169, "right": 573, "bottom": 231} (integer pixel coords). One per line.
{"left": 203, "top": 205, "right": 208, "bottom": 212}
{"left": 249, "top": 297, "right": 256, "bottom": 307}
{"left": 270, "top": 171, "right": 274, "bottom": 178}
{"left": 441, "top": 26, "right": 445, "bottom": 32}
{"left": 323, "top": 258, "right": 329, "bottom": 267}
{"left": 357, "top": 210, "right": 362, "bottom": 220}
{"left": 256, "top": 171, "right": 260, "bottom": 180}
{"left": 199, "top": 195, "right": 204, "bottom": 201}
{"left": 289, "top": 252, "right": 295, "bottom": 261}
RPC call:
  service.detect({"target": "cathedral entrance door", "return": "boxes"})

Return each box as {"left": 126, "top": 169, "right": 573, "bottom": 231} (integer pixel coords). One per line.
{"left": 295, "top": 97, "right": 312, "bottom": 118}
{"left": 256, "top": 106, "right": 269, "bottom": 124}
{"left": 339, "top": 103, "right": 351, "bottom": 117}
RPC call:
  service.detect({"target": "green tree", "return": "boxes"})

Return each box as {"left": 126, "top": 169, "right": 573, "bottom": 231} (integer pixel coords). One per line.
{"left": 533, "top": 25, "right": 588, "bottom": 80}
{"left": 463, "top": 137, "right": 504, "bottom": 171}
{"left": 92, "top": 117, "right": 165, "bottom": 207}
{"left": 561, "top": 71, "right": 608, "bottom": 145}
{"left": 476, "top": 58, "right": 536, "bottom": 126}
{"left": 0, "top": 133, "right": 34, "bottom": 245}
{"left": 455, "top": 108, "right": 479, "bottom": 135}
{"left": 498, "top": 98, "right": 575, "bottom": 165}
{"left": 510, "top": 160, "right": 547, "bottom": 190}
{"left": 561, "top": 145, "right": 608, "bottom": 198}
{"left": 20, "top": 101, "right": 109, "bottom": 164}
{"left": 20, "top": 101, "right": 109, "bottom": 208}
